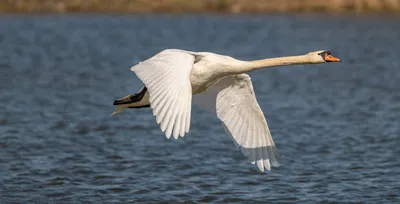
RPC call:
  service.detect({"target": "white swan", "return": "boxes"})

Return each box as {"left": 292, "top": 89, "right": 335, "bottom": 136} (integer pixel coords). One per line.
{"left": 112, "top": 49, "right": 341, "bottom": 172}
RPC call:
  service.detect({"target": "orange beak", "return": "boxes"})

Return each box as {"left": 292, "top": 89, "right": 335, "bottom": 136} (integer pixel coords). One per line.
{"left": 324, "top": 54, "right": 341, "bottom": 62}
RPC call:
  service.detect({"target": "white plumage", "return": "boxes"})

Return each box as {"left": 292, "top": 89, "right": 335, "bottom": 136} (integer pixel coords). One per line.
{"left": 131, "top": 50, "right": 194, "bottom": 138}
{"left": 113, "top": 49, "right": 341, "bottom": 172}
{"left": 194, "top": 74, "right": 278, "bottom": 171}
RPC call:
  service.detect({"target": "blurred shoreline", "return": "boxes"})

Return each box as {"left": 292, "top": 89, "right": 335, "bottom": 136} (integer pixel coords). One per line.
{"left": 1, "top": 0, "right": 400, "bottom": 14}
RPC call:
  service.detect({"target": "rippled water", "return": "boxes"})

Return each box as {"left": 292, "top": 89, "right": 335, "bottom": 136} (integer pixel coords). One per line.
{"left": 0, "top": 14, "right": 399, "bottom": 203}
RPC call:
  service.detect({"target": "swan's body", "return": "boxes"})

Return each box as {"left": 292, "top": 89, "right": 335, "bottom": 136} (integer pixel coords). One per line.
{"left": 112, "top": 49, "right": 341, "bottom": 172}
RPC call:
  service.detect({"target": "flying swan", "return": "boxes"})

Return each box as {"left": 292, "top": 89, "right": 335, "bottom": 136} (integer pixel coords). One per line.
{"left": 112, "top": 49, "right": 341, "bottom": 172}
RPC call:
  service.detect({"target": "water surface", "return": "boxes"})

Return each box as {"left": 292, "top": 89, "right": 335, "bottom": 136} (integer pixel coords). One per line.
{"left": 0, "top": 14, "right": 399, "bottom": 203}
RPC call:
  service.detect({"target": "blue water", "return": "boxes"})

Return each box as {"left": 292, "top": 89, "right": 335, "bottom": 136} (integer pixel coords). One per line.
{"left": 0, "top": 14, "right": 399, "bottom": 203}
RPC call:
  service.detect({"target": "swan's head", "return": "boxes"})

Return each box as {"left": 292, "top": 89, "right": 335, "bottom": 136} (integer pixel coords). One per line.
{"left": 307, "top": 50, "right": 341, "bottom": 63}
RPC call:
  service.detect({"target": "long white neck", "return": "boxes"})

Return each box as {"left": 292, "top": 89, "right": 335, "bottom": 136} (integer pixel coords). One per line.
{"left": 237, "top": 55, "right": 313, "bottom": 73}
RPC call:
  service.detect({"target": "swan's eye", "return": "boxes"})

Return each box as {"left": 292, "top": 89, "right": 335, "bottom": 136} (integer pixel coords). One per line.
{"left": 318, "top": 51, "right": 327, "bottom": 56}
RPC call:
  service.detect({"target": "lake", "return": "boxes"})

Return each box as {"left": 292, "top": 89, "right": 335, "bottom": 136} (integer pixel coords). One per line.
{"left": 0, "top": 14, "right": 399, "bottom": 203}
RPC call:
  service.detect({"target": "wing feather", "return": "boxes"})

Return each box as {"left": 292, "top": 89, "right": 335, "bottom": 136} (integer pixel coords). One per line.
{"left": 172, "top": 84, "right": 184, "bottom": 138}
{"left": 131, "top": 49, "right": 194, "bottom": 138}
{"left": 193, "top": 74, "right": 279, "bottom": 172}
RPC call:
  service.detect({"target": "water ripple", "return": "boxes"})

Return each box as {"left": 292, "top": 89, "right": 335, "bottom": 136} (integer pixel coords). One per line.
{"left": 0, "top": 14, "right": 399, "bottom": 203}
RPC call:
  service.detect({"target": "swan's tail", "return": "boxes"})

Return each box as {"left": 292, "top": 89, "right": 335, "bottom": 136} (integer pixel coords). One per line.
{"left": 111, "top": 86, "right": 150, "bottom": 115}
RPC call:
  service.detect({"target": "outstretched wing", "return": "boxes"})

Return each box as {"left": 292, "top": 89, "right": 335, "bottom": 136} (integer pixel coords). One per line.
{"left": 131, "top": 49, "right": 194, "bottom": 139}
{"left": 193, "top": 74, "right": 279, "bottom": 172}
